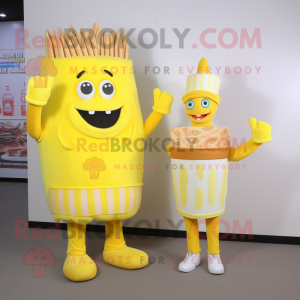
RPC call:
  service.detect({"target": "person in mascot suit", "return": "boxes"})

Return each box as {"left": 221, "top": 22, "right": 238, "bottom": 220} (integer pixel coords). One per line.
{"left": 26, "top": 24, "right": 173, "bottom": 281}
{"left": 169, "top": 57, "right": 272, "bottom": 275}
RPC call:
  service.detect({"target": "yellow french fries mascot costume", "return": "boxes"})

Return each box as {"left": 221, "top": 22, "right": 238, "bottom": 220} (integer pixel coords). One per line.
{"left": 170, "top": 57, "right": 271, "bottom": 274}
{"left": 26, "top": 23, "right": 173, "bottom": 281}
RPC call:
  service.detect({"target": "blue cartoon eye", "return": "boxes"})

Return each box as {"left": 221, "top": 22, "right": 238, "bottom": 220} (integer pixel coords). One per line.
{"left": 186, "top": 100, "right": 195, "bottom": 110}
{"left": 201, "top": 99, "right": 210, "bottom": 108}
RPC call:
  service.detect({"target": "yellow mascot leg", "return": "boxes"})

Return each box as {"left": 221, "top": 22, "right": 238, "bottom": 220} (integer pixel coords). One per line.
{"left": 183, "top": 217, "right": 201, "bottom": 254}
{"left": 63, "top": 223, "right": 97, "bottom": 282}
{"left": 206, "top": 217, "right": 220, "bottom": 255}
{"left": 103, "top": 220, "right": 148, "bottom": 269}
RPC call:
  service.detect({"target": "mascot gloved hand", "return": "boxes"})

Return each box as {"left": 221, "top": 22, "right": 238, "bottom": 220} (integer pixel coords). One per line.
{"left": 152, "top": 88, "right": 173, "bottom": 115}
{"left": 249, "top": 117, "right": 272, "bottom": 144}
{"left": 26, "top": 76, "right": 54, "bottom": 106}
{"left": 143, "top": 88, "right": 173, "bottom": 137}
{"left": 26, "top": 76, "right": 55, "bottom": 141}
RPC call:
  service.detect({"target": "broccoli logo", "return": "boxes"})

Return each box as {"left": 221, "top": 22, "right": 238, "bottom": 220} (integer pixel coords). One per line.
{"left": 23, "top": 246, "right": 55, "bottom": 277}
{"left": 83, "top": 157, "right": 106, "bottom": 179}
{"left": 25, "top": 56, "right": 57, "bottom": 88}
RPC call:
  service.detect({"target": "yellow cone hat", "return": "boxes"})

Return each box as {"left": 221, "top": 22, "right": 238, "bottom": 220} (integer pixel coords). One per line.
{"left": 197, "top": 57, "right": 210, "bottom": 74}
{"left": 182, "top": 57, "right": 221, "bottom": 105}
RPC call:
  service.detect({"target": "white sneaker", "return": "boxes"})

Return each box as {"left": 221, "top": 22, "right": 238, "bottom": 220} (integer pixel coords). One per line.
{"left": 207, "top": 254, "right": 224, "bottom": 274}
{"left": 178, "top": 252, "right": 201, "bottom": 273}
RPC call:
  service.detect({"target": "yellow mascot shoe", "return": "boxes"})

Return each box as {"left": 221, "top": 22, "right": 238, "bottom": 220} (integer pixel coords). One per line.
{"left": 63, "top": 254, "right": 97, "bottom": 282}
{"left": 103, "top": 247, "right": 149, "bottom": 270}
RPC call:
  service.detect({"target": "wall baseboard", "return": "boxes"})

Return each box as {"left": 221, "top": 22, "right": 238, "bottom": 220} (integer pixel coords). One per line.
{"left": 0, "top": 177, "right": 27, "bottom": 182}
{"left": 28, "top": 221, "right": 300, "bottom": 245}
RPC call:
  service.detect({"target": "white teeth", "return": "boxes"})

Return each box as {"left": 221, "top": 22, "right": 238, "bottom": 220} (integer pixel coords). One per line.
{"left": 196, "top": 115, "right": 201, "bottom": 117}
{"left": 89, "top": 111, "right": 95, "bottom": 115}
{"left": 105, "top": 111, "right": 111, "bottom": 114}
{"left": 197, "top": 118, "right": 200, "bottom": 120}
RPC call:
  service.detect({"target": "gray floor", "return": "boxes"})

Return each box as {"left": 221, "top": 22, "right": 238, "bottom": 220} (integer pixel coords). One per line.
{"left": 0, "top": 181, "right": 299, "bottom": 300}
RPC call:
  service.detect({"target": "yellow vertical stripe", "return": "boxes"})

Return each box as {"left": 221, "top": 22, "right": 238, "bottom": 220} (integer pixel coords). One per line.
{"left": 195, "top": 188, "right": 204, "bottom": 210}
{"left": 180, "top": 165, "right": 189, "bottom": 207}
{"left": 192, "top": 74, "right": 197, "bottom": 90}
{"left": 54, "top": 190, "right": 61, "bottom": 215}
{"left": 172, "top": 169, "right": 179, "bottom": 207}
{"left": 100, "top": 189, "right": 108, "bottom": 214}
{"left": 135, "top": 187, "right": 141, "bottom": 210}
{"left": 124, "top": 187, "right": 131, "bottom": 213}
{"left": 219, "top": 163, "right": 228, "bottom": 208}
{"left": 208, "top": 168, "right": 217, "bottom": 206}
{"left": 200, "top": 74, "right": 205, "bottom": 90}
{"left": 132, "top": 187, "right": 137, "bottom": 211}
{"left": 113, "top": 188, "right": 120, "bottom": 213}
{"left": 63, "top": 190, "right": 71, "bottom": 216}
{"left": 186, "top": 76, "right": 191, "bottom": 92}
{"left": 138, "top": 187, "right": 142, "bottom": 209}
{"left": 213, "top": 76, "right": 217, "bottom": 93}
{"left": 207, "top": 74, "right": 212, "bottom": 92}
{"left": 87, "top": 189, "right": 96, "bottom": 215}
{"left": 217, "top": 78, "right": 220, "bottom": 94}
{"left": 48, "top": 192, "right": 54, "bottom": 213}
{"left": 74, "top": 190, "right": 83, "bottom": 216}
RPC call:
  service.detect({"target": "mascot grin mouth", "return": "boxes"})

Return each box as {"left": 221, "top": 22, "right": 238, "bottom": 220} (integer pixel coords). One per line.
{"left": 190, "top": 113, "right": 210, "bottom": 120}
{"left": 76, "top": 108, "right": 121, "bottom": 129}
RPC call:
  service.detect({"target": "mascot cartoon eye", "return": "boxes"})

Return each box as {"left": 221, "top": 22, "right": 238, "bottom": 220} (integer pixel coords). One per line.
{"left": 77, "top": 81, "right": 95, "bottom": 100}
{"left": 186, "top": 100, "right": 195, "bottom": 110}
{"left": 99, "top": 80, "right": 115, "bottom": 99}
{"left": 201, "top": 99, "right": 210, "bottom": 108}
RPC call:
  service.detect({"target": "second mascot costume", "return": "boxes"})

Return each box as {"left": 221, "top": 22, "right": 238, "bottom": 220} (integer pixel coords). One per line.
{"left": 26, "top": 24, "right": 173, "bottom": 281}
{"left": 170, "top": 57, "right": 272, "bottom": 274}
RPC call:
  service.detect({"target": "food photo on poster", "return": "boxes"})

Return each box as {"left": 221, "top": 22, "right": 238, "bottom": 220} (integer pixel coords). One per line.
{"left": 0, "top": 120, "right": 27, "bottom": 169}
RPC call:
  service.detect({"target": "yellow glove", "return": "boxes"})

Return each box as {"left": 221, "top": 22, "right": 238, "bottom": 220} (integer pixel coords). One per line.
{"left": 249, "top": 118, "right": 272, "bottom": 144}
{"left": 25, "top": 76, "right": 54, "bottom": 106}
{"left": 152, "top": 88, "right": 173, "bottom": 114}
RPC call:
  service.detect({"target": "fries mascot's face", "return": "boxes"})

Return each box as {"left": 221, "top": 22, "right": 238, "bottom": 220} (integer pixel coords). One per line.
{"left": 46, "top": 56, "right": 140, "bottom": 140}
{"left": 65, "top": 57, "right": 136, "bottom": 139}
{"left": 185, "top": 97, "right": 218, "bottom": 127}
{"left": 183, "top": 58, "right": 220, "bottom": 127}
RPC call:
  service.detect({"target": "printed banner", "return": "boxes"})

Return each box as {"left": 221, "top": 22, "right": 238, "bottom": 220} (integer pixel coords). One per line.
{"left": 0, "top": 120, "right": 27, "bottom": 169}
{"left": 0, "top": 49, "right": 26, "bottom": 117}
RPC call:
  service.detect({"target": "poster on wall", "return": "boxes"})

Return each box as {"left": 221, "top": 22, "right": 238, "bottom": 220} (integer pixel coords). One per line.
{"left": 0, "top": 120, "right": 27, "bottom": 169}
{"left": 0, "top": 49, "right": 26, "bottom": 117}
{"left": 0, "top": 47, "right": 27, "bottom": 178}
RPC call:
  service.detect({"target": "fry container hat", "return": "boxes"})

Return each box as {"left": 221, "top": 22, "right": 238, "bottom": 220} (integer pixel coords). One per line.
{"left": 182, "top": 57, "right": 221, "bottom": 105}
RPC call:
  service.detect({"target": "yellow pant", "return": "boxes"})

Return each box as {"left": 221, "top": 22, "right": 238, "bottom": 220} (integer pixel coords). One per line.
{"left": 66, "top": 220, "right": 126, "bottom": 256}
{"left": 184, "top": 216, "right": 220, "bottom": 255}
